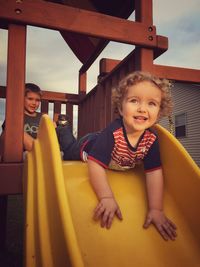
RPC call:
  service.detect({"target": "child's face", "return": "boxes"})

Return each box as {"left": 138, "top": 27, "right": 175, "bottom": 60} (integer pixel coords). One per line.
{"left": 119, "top": 81, "right": 161, "bottom": 135}
{"left": 24, "top": 91, "right": 41, "bottom": 116}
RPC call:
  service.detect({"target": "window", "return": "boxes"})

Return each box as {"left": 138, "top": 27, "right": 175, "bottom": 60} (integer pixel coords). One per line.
{"left": 175, "top": 113, "right": 186, "bottom": 138}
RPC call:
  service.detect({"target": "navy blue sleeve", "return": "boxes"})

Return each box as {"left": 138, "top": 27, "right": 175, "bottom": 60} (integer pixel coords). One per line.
{"left": 143, "top": 137, "right": 162, "bottom": 172}
{"left": 87, "top": 128, "right": 114, "bottom": 168}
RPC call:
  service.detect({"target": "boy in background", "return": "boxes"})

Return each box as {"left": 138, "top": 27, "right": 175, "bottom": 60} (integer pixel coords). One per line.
{"left": 0, "top": 83, "right": 43, "bottom": 155}
{"left": 0, "top": 83, "right": 70, "bottom": 154}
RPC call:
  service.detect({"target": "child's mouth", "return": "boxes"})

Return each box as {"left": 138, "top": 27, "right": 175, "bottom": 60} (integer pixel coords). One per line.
{"left": 134, "top": 116, "right": 148, "bottom": 121}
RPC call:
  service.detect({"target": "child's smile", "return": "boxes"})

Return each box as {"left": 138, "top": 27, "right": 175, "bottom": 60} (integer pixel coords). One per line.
{"left": 133, "top": 115, "right": 148, "bottom": 122}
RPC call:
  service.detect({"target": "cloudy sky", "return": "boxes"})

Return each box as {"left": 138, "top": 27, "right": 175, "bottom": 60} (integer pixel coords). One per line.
{"left": 0, "top": 0, "right": 199, "bottom": 92}
{"left": 0, "top": 0, "right": 200, "bottom": 128}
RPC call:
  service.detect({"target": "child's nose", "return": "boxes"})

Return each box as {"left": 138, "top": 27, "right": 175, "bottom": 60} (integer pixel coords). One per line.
{"left": 137, "top": 103, "right": 146, "bottom": 112}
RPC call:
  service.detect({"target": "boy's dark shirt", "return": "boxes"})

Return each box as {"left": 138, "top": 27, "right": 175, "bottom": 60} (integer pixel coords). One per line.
{"left": 2, "top": 112, "right": 42, "bottom": 139}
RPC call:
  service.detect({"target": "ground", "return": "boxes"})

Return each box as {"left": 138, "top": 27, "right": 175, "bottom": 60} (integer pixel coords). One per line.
{"left": 0, "top": 195, "right": 23, "bottom": 267}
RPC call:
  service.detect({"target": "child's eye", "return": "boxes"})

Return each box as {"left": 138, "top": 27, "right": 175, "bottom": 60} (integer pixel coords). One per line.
{"left": 130, "top": 98, "right": 138, "bottom": 103}
{"left": 149, "top": 101, "right": 157, "bottom": 106}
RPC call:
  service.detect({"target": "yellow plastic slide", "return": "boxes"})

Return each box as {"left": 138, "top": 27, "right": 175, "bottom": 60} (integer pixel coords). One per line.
{"left": 23, "top": 114, "right": 200, "bottom": 267}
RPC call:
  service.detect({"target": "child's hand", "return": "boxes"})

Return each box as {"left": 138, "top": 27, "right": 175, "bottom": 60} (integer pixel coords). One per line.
{"left": 93, "top": 197, "right": 123, "bottom": 229}
{"left": 143, "top": 209, "right": 177, "bottom": 241}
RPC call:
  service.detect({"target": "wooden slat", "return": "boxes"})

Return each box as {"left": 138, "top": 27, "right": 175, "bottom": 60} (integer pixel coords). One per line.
{"left": 66, "top": 103, "right": 73, "bottom": 129}
{"left": 0, "top": 163, "right": 23, "bottom": 194}
{"left": 41, "top": 99, "right": 49, "bottom": 114}
{"left": 77, "top": 102, "right": 84, "bottom": 138}
{"left": 0, "top": 86, "right": 6, "bottom": 98}
{"left": 4, "top": 24, "right": 26, "bottom": 162}
{"left": 105, "top": 80, "right": 112, "bottom": 126}
{"left": 0, "top": 0, "right": 157, "bottom": 47}
{"left": 53, "top": 101, "right": 61, "bottom": 122}
{"left": 98, "top": 84, "right": 107, "bottom": 130}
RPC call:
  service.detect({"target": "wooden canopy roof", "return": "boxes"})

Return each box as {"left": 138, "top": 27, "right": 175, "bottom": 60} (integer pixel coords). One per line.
{"left": 45, "top": 0, "right": 134, "bottom": 64}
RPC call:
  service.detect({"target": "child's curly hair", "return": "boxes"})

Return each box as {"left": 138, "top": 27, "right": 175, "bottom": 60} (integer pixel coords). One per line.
{"left": 112, "top": 71, "right": 173, "bottom": 120}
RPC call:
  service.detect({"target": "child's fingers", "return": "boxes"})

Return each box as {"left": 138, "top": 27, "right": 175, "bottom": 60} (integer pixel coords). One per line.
{"left": 167, "top": 218, "right": 177, "bottom": 230}
{"left": 143, "top": 216, "right": 152, "bottom": 228}
{"left": 101, "top": 211, "right": 115, "bottom": 229}
{"left": 93, "top": 203, "right": 105, "bottom": 220}
{"left": 101, "top": 210, "right": 110, "bottom": 227}
{"left": 106, "top": 212, "right": 115, "bottom": 229}
{"left": 162, "top": 222, "right": 177, "bottom": 240}
{"left": 155, "top": 222, "right": 177, "bottom": 241}
{"left": 156, "top": 224, "right": 169, "bottom": 241}
{"left": 116, "top": 208, "right": 123, "bottom": 220}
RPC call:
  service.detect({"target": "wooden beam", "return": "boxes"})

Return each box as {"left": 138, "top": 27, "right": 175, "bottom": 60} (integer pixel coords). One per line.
{"left": 0, "top": 163, "right": 23, "bottom": 194}
{"left": 98, "top": 57, "right": 200, "bottom": 85}
{"left": 42, "top": 91, "right": 79, "bottom": 104}
{"left": 153, "top": 65, "right": 200, "bottom": 84}
{"left": 0, "top": 86, "right": 79, "bottom": 103}
{"left": 4, "top": 24, "right": 26, "bottom": 162}
{"left": 0, "top": 0, "right": 157, "bottom": 47}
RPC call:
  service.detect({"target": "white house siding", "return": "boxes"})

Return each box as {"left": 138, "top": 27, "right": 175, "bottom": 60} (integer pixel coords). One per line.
{"left": 159, "top": 82, "right": 200, "bottom": 167}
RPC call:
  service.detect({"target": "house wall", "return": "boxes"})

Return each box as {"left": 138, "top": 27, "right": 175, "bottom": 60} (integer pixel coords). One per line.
{"left": 159, "top": 82, "right": 200, "bottom": 167}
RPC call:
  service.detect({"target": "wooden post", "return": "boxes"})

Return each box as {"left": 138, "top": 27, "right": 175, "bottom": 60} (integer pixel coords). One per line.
{"left": 4, "top": 24, "right": 26, "bottom": 162}
{"left": 134, "top": 0, "right": 154, "bottom": 72}
{"left": 0, "top": 23, "right": 26, "bottom": 251}
{"left": 78, "top": 71, "right": 87, "bottom": 137}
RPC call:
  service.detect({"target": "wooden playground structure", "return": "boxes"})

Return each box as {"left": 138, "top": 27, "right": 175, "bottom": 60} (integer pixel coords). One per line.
{"left": 0, "top": 0, "right": 200, "bottom": 255}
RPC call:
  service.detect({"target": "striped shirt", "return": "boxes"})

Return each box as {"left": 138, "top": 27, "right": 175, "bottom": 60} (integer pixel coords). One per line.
{"left": 83, "top": 117, "right": 161, "bottom": 172}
